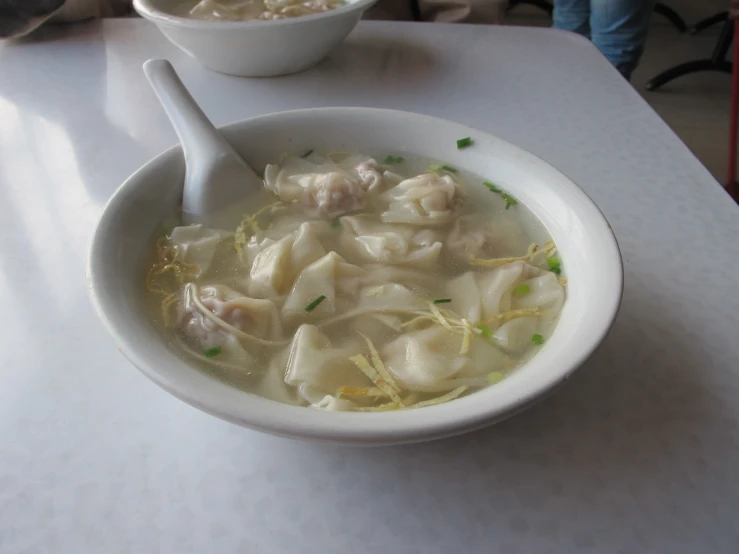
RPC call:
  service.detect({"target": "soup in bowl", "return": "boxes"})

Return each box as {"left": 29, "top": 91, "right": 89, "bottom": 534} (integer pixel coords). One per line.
{"left": 133, "top": 0, "right": 377, "bottom": 77}
{"left": 87, "top": 108, "right": 623, "bottom": 445}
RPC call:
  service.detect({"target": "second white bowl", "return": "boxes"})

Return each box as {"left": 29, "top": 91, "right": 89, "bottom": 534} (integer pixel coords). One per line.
{"left": 133, "top": 0, "right": 377, "bottom": 77}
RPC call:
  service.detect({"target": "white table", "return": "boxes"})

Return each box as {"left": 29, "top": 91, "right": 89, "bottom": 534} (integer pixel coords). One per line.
{"left": 1, "top": 19, "right": 738, "bottom": 554}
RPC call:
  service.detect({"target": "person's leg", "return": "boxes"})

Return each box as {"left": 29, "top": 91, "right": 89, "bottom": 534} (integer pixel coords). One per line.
{"left": 553, "top": 0, "right": 591, "bottom": 39}
{"left": 590, "top": 0, "right": 654, "bottom": 79}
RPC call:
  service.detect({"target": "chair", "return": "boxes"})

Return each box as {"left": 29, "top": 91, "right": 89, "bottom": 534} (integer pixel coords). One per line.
{"left": 645, "top": 13, "right": 733, "bottom": 91}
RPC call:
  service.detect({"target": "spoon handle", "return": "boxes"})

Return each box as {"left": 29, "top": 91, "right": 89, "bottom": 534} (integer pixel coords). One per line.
{"left": 143, "top": 59, "right": 236, "bottom": 164}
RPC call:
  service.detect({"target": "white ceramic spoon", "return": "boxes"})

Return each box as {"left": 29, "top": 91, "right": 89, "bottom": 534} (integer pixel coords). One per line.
{"left": 143, "top": 59, "right": 263, "bottom": 228}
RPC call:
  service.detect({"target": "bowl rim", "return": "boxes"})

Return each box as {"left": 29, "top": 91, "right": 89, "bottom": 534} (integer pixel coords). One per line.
{"left": 87, "top": 107, "right": 624, "bottom": 445}
{"left": 133, "top": 0, "right": 377, "bottom": 29}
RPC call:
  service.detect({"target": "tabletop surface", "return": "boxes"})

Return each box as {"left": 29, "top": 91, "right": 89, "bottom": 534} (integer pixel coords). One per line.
{"left": 1, "top": 18, "right": 739, "bottom": 554}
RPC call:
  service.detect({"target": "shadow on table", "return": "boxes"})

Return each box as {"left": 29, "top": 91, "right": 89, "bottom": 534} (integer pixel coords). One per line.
{"left": 310, "top": 35, "right": 439, "bottom": 91}
{"left": 286, "top": 287, "right": 726, "bottom": 509}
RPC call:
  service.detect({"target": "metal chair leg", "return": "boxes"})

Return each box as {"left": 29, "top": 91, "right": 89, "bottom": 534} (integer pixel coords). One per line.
{"left": 645, "top": 18, "right": 734, "bottom": 91}
{"left": 654, "top": 2, "right": 688, "bottom": 33}
{"left": 690, "top": 11, "right": 728, "bottom": 35}
{"left": 506, "top": 0, "right": 553, "bottom": 16}
{"left": 645, "top": 60, "right": 732, "bottom": 91}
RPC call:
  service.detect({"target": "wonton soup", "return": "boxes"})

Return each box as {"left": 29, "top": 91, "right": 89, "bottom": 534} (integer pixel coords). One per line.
{"left": 145, "top": 151, "right": 566, "bottom": 412}
{"left": 174, "top": 0, "right": 346, "bottom": 21}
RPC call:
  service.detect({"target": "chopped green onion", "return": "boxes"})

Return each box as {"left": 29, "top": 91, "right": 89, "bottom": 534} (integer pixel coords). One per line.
{"left": 532, "top": 334, "right": 544, "bottom": 345}
{"left": 203, "top": 346, "right": 222, "bottom": 358}
{"left": 476, "top": 324, "right": 493, "bottom": 339}
{"left": 483, "top": 181, "right": 517, "bottom": 209}
{"left": 305, "top": 295, "right": 327, "bottom": 312}
{"left": 301, "top": 149, "right": 314, "bottom": 158}
{"left": 546, "top": 257, "right": 562, "bottom": 275}
{"left": 514, "top": 284, "right": 530, "bottom": 296}
{"left": 501, "top": 193, "right": 518, "bottom": 210}
{"left": 433, "top": 298, "right": 452, "bottom": 304}
{"left": 488, "top": 371, "right": 505, "bottom": 384}
{"left": 384, "top": 155, "right": 405, "bottom": 165}
{"left": 330, "top": 219, "right": 342, "bottom": 228}
{"left": 456, "top": 137, "right": 473, "bottom": 149}
{"left": 429, "top": 163, "right": 459, "bottom": 174}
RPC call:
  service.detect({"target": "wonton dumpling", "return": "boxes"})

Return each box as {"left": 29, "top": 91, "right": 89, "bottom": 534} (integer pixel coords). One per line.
{"left": 310, "top": 395, "right": 358, "bottom": 411}
{"left": 350, "top": 313, "right": 403, "bottom": 340}
{"left": 195, "top": 284, "right": 283, "bottom": 340}
{"left": 352, "top": 158, "right": 384, "bottom": 192}
{"left": 446, "top": 214, "right": 530, "bottom": 261}
{"left": 178, "top": 288, "right": 257, "bottom": 369}
{"left": 189, "top": 0, "right": 265, "bottom": 20}
{"left": 446, "top": 261, "right": 544, "bottom": 324}
{"left": 360, "top": 264, "right": 441, "bottom": 295}
{"left": 244, "top": 219, "right": 332, "bottom": 268}
{"left": 297, "top": 382, "right": 359, "bottom": 411}
{"left": 284, "top": 324, "right": 367, "bottom": 400}
{"left": 264, "top": 156, "right": 366, "bottom": 218}
{"left": 282, "top": 252, "right": 366, "bottom": 321}
{"left": 170, "top": 224, "right": 230, "bottom": 274}
{"left": 493, "top": 316, "right": 540, "bottom": 354}
{"left": 207, "top": 334, "right": 255, "bottom": 367}
{"left": 476, "top": 261, "right": 542, "bottom": 320}
{"left": 314, "top": 154, "right": 385, "bottom": 193}
{"left": 339, "top": 215, "right": 442, "bottom": 269}
{"left": 511, "top": 272, "right": 565, "bottom": 313}
{"left": 381, "top": 172, "right": 466, "bottom": 226}
{"left": 382, "top": 327, "right": 509, "bottom": 392}
{"left": 354, "top": 283, "right": 426, "bottom": 314}
{"left": 248, "top": 222, "right": 326, "bottom": 298}
{"left": 183, "top": 323, "right": 254, "bottom": 368}
{"left": 446, "top": 272, "right": 482, "bottom": 323}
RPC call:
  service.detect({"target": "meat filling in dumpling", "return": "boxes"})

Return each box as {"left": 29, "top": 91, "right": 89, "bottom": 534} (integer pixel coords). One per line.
{"left": 265, "top": 157, "right": 366, "bottom": 218}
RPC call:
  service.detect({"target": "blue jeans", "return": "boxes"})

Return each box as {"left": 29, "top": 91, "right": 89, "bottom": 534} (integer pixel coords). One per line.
{"left": 553, "top": 0, "right": 654, "bottom": 79}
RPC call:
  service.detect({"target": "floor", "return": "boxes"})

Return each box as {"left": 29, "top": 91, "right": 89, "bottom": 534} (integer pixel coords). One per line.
{"left": 507, "top": 9, "right": 734, "bottom": 188}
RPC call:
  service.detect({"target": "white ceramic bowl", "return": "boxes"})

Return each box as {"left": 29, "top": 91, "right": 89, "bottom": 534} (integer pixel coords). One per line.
{"left": 133, "top": 0, "right": 376, "bottom": 77}
{"left": 87, "top": 108, "right": 623, "bottom": 445}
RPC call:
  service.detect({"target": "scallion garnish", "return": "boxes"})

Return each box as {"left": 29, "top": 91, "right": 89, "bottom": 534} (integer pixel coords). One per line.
{"left": 301, "top": 149, "right": 314, "bottom": 158}
{"left": 384, "top": 155, "right": 405, "bottom": 165}
{"left": 429, "top": 164, "right": 458, "bottom": 174}
{"left": 483, "top": 181, "right": 517, "bottom": 209}
{"left": 203, "top": 346, "right": 222, "bottom": 358}
{"left": 433, "top": 298, "right": 452, "bottom": 304}
{"left": 456, "top": 137, "right": 473, "bottom": 149}
{"left": 488, "top": 371, "right": 505, "bottom": 384}
{"left": 330, "top": 219, "right": 342, "bottom": 228}
{"left": 477, "top": 324, "right": 493, "bottom": 339}
{"left": 305, "top": 295, "right": 327, "bottom": 312}
{"left": 546, "top": 257, "right": 562, "bottom": 275}
{"left": 532, "top": 334, "right": 544, "bottom": 345}
{"left": 501, "top": 193, "right": 518, "bottom": 209}
{"left": 514, "top": 284, "right": 530, "bottom": 296}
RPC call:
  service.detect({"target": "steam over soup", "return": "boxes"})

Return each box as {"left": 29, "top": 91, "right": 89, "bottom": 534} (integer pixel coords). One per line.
{"left": 145, "top": 152, "right": 566, "bottom": 411}
{"left": 174, "top": 0, "right": 346, "bottom": 21}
